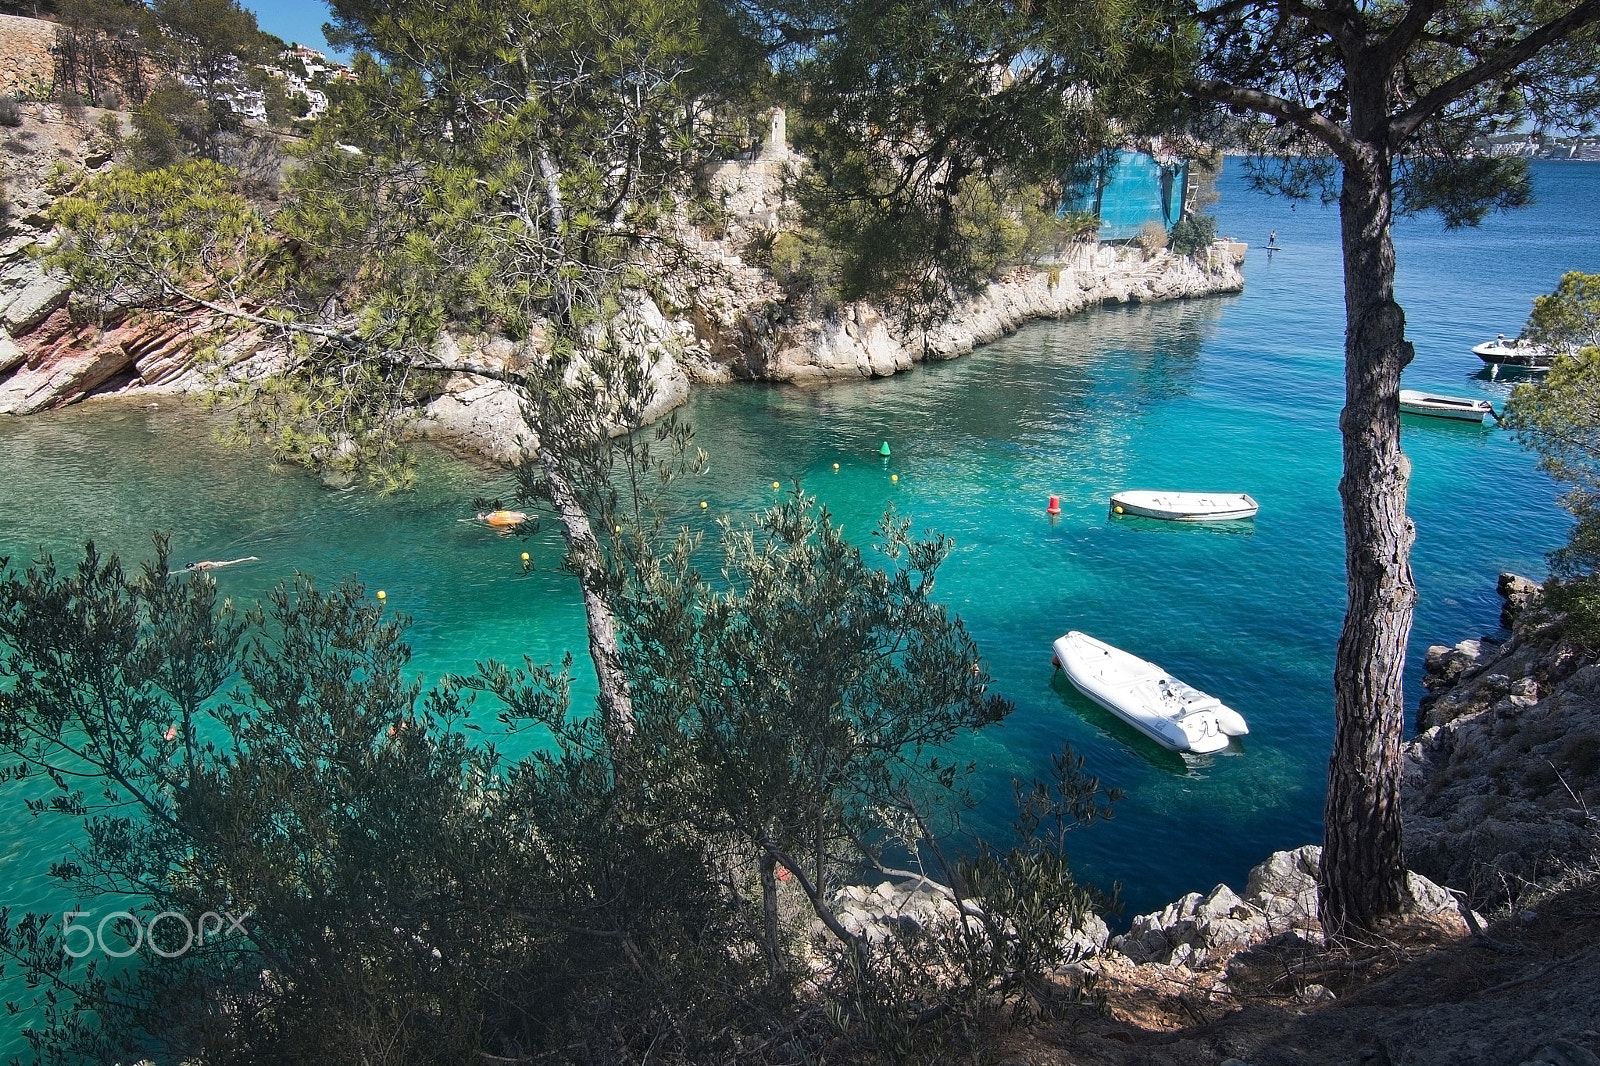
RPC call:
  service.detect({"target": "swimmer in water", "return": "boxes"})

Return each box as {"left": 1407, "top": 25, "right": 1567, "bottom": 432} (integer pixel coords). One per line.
{"left": 184, "top": 556, "right": 259, "bottom": 572}
{"left": 477, "top": 510, "right": 528, "bottom": 528}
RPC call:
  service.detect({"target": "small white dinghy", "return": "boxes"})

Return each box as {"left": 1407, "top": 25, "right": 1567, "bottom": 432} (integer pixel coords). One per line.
{"left": 1110, "top": 490, "right": 1258, "bottom": 522}
{"left": 1398, "top": 389, "right": 1496, "bottom": 423}
{"left": 1051, "top": 631, "right": 1249, "bottom": 754}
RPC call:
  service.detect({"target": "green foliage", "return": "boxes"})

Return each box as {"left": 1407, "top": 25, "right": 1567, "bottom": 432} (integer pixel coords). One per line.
{"left": 1168, "top": 213, "right": 1216, "bottom": 257}
{"left": 0, "top": 524, "right": 1116, "bottom": 1064}
{"left": 1502, "top": 274, "right": 1600, "bottom": 642}
{"left": 781, "top": 0, "right": 1191, "bottom": 310}
{"left": 778, "top": 173, "right": 1090, "bottom": 313}
{"left": 44, "top": 159, "right": 264, "bottom": 314}
{"left": 140, "top": 0, "right": 276, "bottom": 163}
{"left": 129, "top": 81, "right": 216, "bottom": 167}
{"left": 622, "top": 493, "right": 1011, "bottom": 882}
{"left": 1541, "top": 574, "right": 1600, "bottom": 648}
{"left": 1502, "top": 288, "right": 1600, "bottom": 520}
{"left": 1527, "top": 270, "right": 1600, "bottom": 351}
{"left": 1194, "top": 2, "right": 1600, "bottom": 228}
{"left": 0, "top": 542, "right": 756, "bottom": 1063}
{"left": 91, "top": 109, "right": 121, "bottom": 150}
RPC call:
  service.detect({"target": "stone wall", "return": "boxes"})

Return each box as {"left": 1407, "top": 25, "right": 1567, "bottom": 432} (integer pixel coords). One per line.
{"left": 0, "top": 14, "right": 56, "bottom": 98}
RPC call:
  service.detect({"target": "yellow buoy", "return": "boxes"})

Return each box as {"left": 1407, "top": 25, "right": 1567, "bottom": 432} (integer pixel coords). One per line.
{"left": 891, "top": 474, "right": 898, "bottom": 483}
{"left": 832, "top": 463, "right": 840, "bottom": 470}
{"left": 1114, "top": 505, "right": 1123, "bottom": 514}
{"left": 376, "top": 590, "right": 386, "bottom": 601}
{"left": 700, "top": 501, "right": 708, "bottom": 508}
{"left": 772, "top": 481, "right": 780, "bottom": 490}
{"left": 521, "top": 552, "right": 530, "bottom": 561}
{"left": 614, "top": 525, "right": 621, "bottom": 533}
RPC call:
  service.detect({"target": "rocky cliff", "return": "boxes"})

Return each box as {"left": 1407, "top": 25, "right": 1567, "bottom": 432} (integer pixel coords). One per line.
{"left": 1404, "top": 576, "right": 1600, "bottom": 908}
{"left": 2, "top": 105, "right": 1244, "bottom": 463}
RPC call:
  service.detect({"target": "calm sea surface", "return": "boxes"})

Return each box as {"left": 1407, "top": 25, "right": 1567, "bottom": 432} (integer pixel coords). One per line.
{"left": 2, "top": 160, "right": 1597, "bottom": 1047}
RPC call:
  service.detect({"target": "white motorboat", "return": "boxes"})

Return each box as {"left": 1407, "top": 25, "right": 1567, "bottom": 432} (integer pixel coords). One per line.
{"left": 1110, "top": 490, "right": 1258, "bottom": 521}
{"left": 1051, "top": 632, "right": 1249, "bottom": 754}
{"left": 1472, "top": 338, "right": 1556, "bottom": 371}
{"left": 1399, "top": 389, "right": 1496, "bottom": 423}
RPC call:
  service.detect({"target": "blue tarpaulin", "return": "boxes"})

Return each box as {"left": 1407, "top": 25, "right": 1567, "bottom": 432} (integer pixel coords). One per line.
{"left": 1063, "top": 151, "right": 1188, "bottom": 242}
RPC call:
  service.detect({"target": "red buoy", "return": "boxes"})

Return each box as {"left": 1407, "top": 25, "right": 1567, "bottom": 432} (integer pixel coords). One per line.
{"left": 1047, "top": 495, "right": 1061, "bottom": 515}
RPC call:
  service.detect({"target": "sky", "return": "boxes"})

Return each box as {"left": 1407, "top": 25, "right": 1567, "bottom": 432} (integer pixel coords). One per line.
{"left": 243, "top": 0, "right": 351, "bottom": 61}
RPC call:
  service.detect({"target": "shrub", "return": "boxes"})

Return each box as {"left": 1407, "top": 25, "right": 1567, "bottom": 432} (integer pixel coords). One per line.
{"left": 57, "top": 88, "right": 86, "bottom": 126}
{"left": 87, "top": 110, "right": 124, "bottom": 161}
{"left": 1169, "top": 213, "right": 1218, "bottom": 257}
{"left": 1543, "top": 574, "right": 1600, "bottom": 647}
{"left": 0, "top": 521, "right": 1119, "bottom": 1065}
{"left": 1136, "top": 220, "right": 1168, "bottom": 255}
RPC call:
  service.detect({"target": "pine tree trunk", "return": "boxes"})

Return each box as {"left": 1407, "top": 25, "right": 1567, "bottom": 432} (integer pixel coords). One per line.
{"left": 1321, "top": 141, "right": 1416, "bottom": 938}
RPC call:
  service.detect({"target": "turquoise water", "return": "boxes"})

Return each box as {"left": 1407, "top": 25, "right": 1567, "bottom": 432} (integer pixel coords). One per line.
{"left": 2, "top": 161, "right": 1597, "bottom": 1047}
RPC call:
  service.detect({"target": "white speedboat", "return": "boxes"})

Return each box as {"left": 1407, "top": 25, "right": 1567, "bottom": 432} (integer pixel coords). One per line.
{"left": 1472, "top": 338, "right": 1556, "bottom": 371}
{"left": 1399, "top": 389, "right": 1496, "bottom": 423}
{"left": 1110, "top": 490, "right": 1258, "bottom": 521}
{"left": 1051, "top": 631, "right": 1249, "bottom": 754}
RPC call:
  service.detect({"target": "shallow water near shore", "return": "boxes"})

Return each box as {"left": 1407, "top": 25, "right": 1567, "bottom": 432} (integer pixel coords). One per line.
{"left": 1, "top": 160, "right": 1597, "bottom": 1050}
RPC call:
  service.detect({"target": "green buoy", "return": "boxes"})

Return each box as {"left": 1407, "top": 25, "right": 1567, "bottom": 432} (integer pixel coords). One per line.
{"left": 879, "top": 441, "right": 892, "bottom": 457}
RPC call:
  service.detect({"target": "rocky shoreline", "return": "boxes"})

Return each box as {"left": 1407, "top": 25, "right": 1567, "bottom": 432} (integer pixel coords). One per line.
{"left": 2, "top": 103, "right": 1244, "bottom": 465}
{"left": 823, "top": 574, "right": 1600, "bottom": 1064}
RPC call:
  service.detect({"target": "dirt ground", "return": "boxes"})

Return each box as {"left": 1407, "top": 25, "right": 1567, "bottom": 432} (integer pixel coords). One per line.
{"left": 991, "top": 872, "right": 1600, "bottom": 1066}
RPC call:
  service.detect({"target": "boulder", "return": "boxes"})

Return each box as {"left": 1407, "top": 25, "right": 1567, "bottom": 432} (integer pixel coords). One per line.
{"left": 1499, "top": 572, "right": 1542, "bottom": 626}
{"left": 0, "top": 342, "right": 133, "bottom": 414}
{"left": 1110, "top": 882, "right": 1271, "bottom": 968}
{"left": 1244, "top": 845, "right": 1322, "bottom": 924}
{"left": 1422, "top": 640, "right": 1484, "bottom": 689}
{"left": 0, "top": 266, "right": 70, "bottom": 334}
{"left": 0, "top": 328, "right": 22, "bottom": 376}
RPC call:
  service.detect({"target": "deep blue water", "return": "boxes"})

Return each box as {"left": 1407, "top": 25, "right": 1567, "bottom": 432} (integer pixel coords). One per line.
{"left": 1, "top": 159, "right": 1597, "bottom": 1053}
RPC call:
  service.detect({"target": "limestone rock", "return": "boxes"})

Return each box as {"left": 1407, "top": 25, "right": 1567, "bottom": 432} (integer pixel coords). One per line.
{"left": 744, "top": 244, "right": 1241, "bottom": 385}
{"left": 1423, "top": 639, "right": 1484, "bottom": 690}
{"left": 1404, "top": 581, "right": 1600, "bottom": 909}
{"left": 1499, "top": 572, "right": 1542, "bottom": 626}
{"left": 0, "top": 340, "right": 133, "bottom": 414}
{"left": 1244, "top": 845, "right": 1322, "bottom": 924}
{"left": 419, "top": 379, "right": 533, "bottom": 466}
{"left": 0, "top": 261, "right": 70, "bottom": 334}
{"left": 0, "top": 328, "right": 22, "bottom": 376}
{"left": 1110, "top": 880, "right": 1275, "bottom": 968}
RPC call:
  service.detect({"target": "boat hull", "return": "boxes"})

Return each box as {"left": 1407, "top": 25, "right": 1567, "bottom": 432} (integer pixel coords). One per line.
{"left": 1472, "top": 340, "right": 1555, "bottom": 370}
{"left": 1110, "top": 490, "right": 1258, "bottom": 522}
{"left": 1052, "top": 632, "right": 1247, "bottom": 754}
{"left": 1398, "top": 390, "right": 1494, "bottom": 423}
